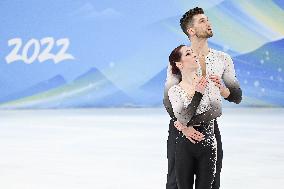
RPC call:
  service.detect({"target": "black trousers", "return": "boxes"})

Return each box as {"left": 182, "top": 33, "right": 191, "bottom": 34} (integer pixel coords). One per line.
{"left": 166, "top": 119, "right": 223, "bottom": 189}
{"left": 175, "top": 121, "right": 217, "bottom": 189}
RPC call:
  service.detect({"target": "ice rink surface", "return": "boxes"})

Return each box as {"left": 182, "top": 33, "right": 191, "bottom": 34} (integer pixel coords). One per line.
{"left": 0, "top": 108, "right": 283, "bottom": 189}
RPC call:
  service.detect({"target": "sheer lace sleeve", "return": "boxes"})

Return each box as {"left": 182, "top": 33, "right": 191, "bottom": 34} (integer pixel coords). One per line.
{"left": 222, "top": 53, "right": 242, "bottom": 104}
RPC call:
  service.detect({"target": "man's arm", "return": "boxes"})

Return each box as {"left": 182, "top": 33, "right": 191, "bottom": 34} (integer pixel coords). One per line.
{"left": 163, "top": 91, "right": 175, "bottom": 119}
{"left": 222, "top": 53, "right": 242, "bottom": 104}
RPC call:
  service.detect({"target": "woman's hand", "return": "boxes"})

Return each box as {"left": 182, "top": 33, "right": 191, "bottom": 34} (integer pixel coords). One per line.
{"left": 174, "top": 121, "right": 205, "bottom": 144}
{"left": 195, "top": 76, "right": 208, "bottom": 94}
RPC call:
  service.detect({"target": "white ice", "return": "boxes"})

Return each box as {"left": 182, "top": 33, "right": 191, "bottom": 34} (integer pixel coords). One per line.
{"left": 0, "top": 108, "right": 283, "bottom": 189}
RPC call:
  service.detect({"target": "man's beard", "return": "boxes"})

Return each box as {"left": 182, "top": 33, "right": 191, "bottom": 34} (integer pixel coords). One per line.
{"left": 196, "top": 30, "right": 213, "bottom": 38}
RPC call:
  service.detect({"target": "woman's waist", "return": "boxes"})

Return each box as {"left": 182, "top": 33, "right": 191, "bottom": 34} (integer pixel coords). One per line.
{"left": 192, "top": 119, "right": 214, "bottom": 127}
{"left": 192, "top": 120, "right": 215, "bottom": 135}
{"left": 196, "top": 99, "right": 223, "bottom": 116}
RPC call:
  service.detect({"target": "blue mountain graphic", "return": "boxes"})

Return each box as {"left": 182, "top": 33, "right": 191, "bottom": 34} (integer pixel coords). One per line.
{"left": 0, "top": 74, "right": 66, "bottom": 103}
{"left": 62, "top": 67, "right": 134, "bottom": 108}
{"left": 233, "top": 38, "right": 284, "bottom": 106}
{"left": 0, "top": 67, "right": 135, "bottom": 109}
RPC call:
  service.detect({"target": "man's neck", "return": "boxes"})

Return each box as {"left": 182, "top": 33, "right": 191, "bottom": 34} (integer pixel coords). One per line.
{"left": 190, "top": 37, "right": 210, "bottom": 57}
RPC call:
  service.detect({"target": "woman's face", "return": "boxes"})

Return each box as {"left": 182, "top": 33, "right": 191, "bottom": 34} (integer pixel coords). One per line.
{"left": 177, "top": 46, "right": 199, "bottom": 72}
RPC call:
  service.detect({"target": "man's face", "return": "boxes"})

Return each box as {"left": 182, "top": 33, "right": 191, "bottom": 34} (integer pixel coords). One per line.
{"left": 191, "top": 14, "right": 213, "bottom": 38}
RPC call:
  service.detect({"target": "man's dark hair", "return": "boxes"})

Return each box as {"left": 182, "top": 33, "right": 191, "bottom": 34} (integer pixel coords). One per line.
{"left": 180, "top": 7, "right": 204, "bottom": 36}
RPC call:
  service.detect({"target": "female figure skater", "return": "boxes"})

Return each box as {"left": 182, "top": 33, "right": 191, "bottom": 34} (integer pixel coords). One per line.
{"left": 167, "top": 45, "right": 221, "bottom": 189}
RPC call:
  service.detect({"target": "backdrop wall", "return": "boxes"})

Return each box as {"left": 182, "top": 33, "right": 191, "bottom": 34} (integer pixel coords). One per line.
{"left": 0, "top": 0, "right": 283, "bottom": 108}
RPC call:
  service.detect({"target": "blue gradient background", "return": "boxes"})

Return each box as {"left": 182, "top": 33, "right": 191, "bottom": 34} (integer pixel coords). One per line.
{"left": 0, "top": 0, "right": 283, "bottom": 108}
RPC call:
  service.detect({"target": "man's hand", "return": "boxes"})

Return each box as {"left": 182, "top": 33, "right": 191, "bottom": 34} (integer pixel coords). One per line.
{"left": 209, "top": 74, "right": 230, "bottom": 98}
{"left": 181, "top": 126, "right": 205, "bottom": 144}
{"left": 174, "top": 121, "right": 205, "bottom": 144}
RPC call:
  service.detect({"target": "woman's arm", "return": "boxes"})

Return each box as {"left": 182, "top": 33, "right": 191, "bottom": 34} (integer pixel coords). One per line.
{"left": 168, "top": 86, "right": 203, "bottom": 126}
{"left": 187, "top": 108, "right": 222, "bottom": 126}
{"left": 165, "top": 93, "right": 221, "bottom": 126}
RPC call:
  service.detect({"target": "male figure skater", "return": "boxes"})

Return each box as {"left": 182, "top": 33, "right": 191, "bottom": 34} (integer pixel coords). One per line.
{"left": 163, "top": 7, "right": 242, "bottom": 189}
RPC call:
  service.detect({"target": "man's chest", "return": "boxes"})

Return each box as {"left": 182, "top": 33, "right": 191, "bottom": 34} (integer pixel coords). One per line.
{"left": 198, "top": 55, "right": 225, "bottom": 77}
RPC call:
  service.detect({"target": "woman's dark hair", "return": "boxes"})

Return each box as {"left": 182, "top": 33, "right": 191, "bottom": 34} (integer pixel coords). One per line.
{"left": 169, "top": 45, "right": 185, "bottom": 76}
